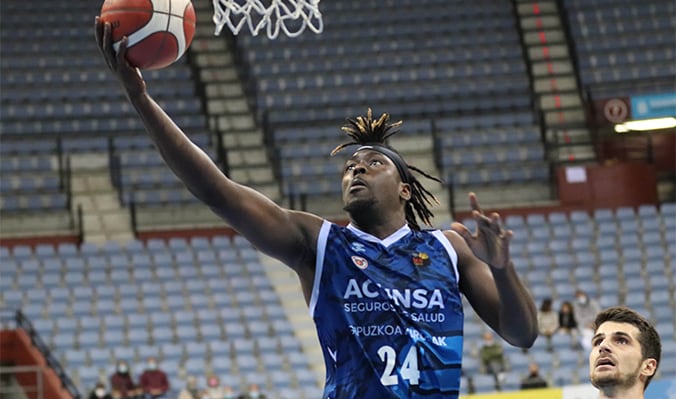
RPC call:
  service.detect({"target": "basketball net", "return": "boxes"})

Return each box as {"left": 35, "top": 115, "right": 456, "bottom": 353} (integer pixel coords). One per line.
{"left": 212, "top": 0, "right": 323, "bottom": 39}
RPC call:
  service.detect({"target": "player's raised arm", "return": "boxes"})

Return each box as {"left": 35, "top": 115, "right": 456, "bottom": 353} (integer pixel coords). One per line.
{"left": 94, "top": 18, "right": 322, "bottom": 273}
{"left": 448, "top": 193, "right": 538, "bottom": 348}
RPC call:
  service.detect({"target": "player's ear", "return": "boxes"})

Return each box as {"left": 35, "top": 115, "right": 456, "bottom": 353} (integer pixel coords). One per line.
{"left": 399, "top": 182, "right": 411, "bottom": 201}
{"left": 640, "top": 357, "right": 658, "bottom": 380}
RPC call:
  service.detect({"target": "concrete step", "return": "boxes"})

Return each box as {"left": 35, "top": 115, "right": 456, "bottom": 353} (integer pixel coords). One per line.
{"left": 531, "top": 60, "right": 573, "bottom": 76}
{"left": 226, "top": 147, "right": 269, "bottom": 166}
{"left": 213, "top": 114, "right": 257, "bottom": 131}
{"left": 533, "top": 76, "right": 578, "bottom": 93}
{"left": 205, "top": 82, "right": 245, "bottom": 99}
{"left": 206, "top": 98, "right": 249, "bottom": 114}
{"left": 523, "top": 29, "right": 566, "bottom": 45}
{"left": 544, "top": 108, "right": 587, "bottom": 125}
{"left": 520, "top": 15, "right": 562, "bottom": 31}
{"left": 193, "top": 52, "right": 233, "bottom": 69}
{"left": 546, "top": 126, "right": 592, "bottom": 145}
{"left": 528, "top": 44, "right": 569, "bottom": 60}
{"left": 516, "top": 1, "right": 557, "bottom": 15}
{"left": 191, "top": 37, "right": 229, "bottom": 52}
{"left": 222, "top": 130, "right": 264, "bottom": 147}
{"left": 229, "top": 166, "right": 275, "bottom": 185}
{"left": 538, "top": 92, "right": 583, "bottom": 110}
{"left": 199, "top": 67, "right": 239, "bottom": 82}
{"left": 549, "top": 145, "right": 597, "bottom": 163}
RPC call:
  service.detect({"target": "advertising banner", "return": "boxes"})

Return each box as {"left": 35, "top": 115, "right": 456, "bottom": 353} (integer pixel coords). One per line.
{"left": 630, "top": 93, "right": 676, "bottom": 119}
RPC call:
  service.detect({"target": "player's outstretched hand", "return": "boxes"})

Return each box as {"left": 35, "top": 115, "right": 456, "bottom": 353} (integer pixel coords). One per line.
{"left": 94, "top": 16, "right": 146, "bottom": 97}
{"left": 450, "top": 192, "right": 512, "bottom": 269}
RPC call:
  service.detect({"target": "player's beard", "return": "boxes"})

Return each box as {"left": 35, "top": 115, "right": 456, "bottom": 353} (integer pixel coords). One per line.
{"left": 591, "top": 363, "right": 641, "bottom": 392}
{"left": 344, "top": 198, "right": 377, "bottom": 221}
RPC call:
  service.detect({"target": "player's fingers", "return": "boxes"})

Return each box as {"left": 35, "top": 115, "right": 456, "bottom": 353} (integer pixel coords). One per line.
{"left": 101, "top": 22, "right": 117, "bottom": 66}
{"left": 469, "top": 192, "right": 482, "bottom": 214}
{"left": 473, "top": 209, "right": 493, "bottom": 229}
{"left": 490, "top": 212, "right": 503, "bottom": 233}
{"left": 117, "top": 36, "right": 129, "bottom": 66}
{"left": 94, "top": 16, "right": 103, "bottom": 48}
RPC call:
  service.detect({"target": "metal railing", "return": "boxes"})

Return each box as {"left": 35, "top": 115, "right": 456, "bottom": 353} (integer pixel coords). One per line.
{"left": 0, "top": 365, "right": 45, "bottom": 399}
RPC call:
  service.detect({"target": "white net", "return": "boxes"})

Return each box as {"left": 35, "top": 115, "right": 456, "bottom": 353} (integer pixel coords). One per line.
{"left": 212, "top": 0, "right": 323, "bottom": 39}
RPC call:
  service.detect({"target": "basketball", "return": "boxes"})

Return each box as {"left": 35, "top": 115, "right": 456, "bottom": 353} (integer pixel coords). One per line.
{"left": 100, "top": 0, "right": 196, "bottom": 70}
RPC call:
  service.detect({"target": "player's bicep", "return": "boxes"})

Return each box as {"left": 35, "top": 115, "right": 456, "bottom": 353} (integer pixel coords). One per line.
{"left": 207, "top": 181, "right": 322, "bottom": 270}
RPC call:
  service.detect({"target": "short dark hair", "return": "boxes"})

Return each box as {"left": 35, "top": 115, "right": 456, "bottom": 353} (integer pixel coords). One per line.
{"left": 592, "top": 306, "right": 661, "bottom": 389}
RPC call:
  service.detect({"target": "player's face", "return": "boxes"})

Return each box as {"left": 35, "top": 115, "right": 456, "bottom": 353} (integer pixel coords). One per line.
{"left": 589, "top": 321, "right": 649, "bottom": 391}
{"left": 341, "top": 149, "right": 405, "bottom": 208}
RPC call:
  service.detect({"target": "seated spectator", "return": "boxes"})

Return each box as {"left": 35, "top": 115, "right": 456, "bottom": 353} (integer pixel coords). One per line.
{"left": 520, "top": 362, "right": 548, "bottom": 390}
{"left": 202, "top": 375, "right": 236, "bottom": 399}
{"left": 572, "top": 289, "right": 600, "bottom": 352}
{"left": 139, "top": 357, "right": 169, "bottom": 399}
{"left": 177, "top": 375, "right": 200, "bottom": 399}
{"left": 238, "top": 383, "right": 266, "bottom": 399}
{"left": 110, "top": 360, "right": 140, "bottom": 399}
{"left": 478, "top": 331, "right": 506, "bottom": 385}
{"left": 89, "top": 382, "right": 113, "bottom": 399}
{"left": 558, "top": 300, "right": 580, "bottom": 349}
{"left": 537, "top": 297, "right": 558, "bottom": 351}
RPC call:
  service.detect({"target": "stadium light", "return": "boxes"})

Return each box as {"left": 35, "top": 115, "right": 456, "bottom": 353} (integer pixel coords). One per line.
{"left": 614, "top": 117, "right": 676, "bottom": 133}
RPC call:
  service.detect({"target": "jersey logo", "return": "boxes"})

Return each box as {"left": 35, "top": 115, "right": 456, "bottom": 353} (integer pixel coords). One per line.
{"left": 350, "top": 242, "right": 366, "bottom": 253}
{"left": 327, "top": 346, "right": 337, "bottom": 362}
{"left": 412, "top": 252, "right": 430, "bottom": 267}
{"left": 351, "top": 256, "right": 368, "bottom": 269}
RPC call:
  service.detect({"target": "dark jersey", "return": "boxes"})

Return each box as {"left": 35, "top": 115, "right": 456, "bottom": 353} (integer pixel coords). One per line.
{"left": 310, "top": 221, "right": 464, "bottom": 398}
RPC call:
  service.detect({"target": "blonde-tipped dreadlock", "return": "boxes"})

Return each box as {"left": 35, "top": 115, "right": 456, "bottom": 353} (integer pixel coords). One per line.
{"left": 331, "top": 108, "right": 443, "bottom": 230}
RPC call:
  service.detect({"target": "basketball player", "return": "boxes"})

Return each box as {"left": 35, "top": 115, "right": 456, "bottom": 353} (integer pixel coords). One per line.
{"left": 95, "top": 19, "right": 538, "bottom": 398}
{"left": 589, "top": 307, "right": 661, "bottom": 399}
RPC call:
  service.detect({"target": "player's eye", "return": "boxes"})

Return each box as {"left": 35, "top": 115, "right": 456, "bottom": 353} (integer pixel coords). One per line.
{"left": 345, "top": 164, "right": 356, "bottom": 172}
{"left": 370, "top": 159, "right": 383, "bottom": 166}
{"left": 617, "top": 337, "right": 628, "bottom": 344}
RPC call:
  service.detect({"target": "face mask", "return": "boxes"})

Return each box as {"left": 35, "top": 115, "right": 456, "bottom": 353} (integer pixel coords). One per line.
{"left": 577, "top": 296, "right": 588, "bottom": 305}
{"left": 95, "top": 388, "right": 106, "bottom": 397}
{"left": 248, "top": 393, "right": 260, "bottom": 399}
{"left": 118, "top": 365, "right": 128, "bottom": 373}
{"left": 147, "top": 362, "right": 157, "bottom": 370}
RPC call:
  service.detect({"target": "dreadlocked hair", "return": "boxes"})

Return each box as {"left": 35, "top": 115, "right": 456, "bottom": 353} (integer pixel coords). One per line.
{"left": 331, "top": 108, "right": 443, "bottom": 230}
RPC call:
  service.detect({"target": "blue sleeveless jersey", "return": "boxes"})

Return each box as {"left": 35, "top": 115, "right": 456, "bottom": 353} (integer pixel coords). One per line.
{"left": 309, "top": 221, "right": 464, "bottom": 398}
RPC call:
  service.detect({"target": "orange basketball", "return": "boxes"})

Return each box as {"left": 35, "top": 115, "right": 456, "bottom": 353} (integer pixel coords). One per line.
{"left": 100, "top": 0, "right": 196, "bottom": 70}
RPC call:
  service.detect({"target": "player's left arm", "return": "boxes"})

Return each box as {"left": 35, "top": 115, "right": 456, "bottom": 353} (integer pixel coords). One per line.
{"left": 446, "top": 193, "right": 538, "bottom": 348}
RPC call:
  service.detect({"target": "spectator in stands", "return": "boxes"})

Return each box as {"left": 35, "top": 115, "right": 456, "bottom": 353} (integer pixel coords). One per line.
{"left": 89, "top": 382, "right": 113, "bottom": 399}
{"left": 479, "top": 331, "right": 506, "bottom": 385}
{"left": 519, "top": 362, "right": 548, "bottom": 390}
{"left": 138, "top": 357, "right": 169, "bottom": 399}
{"left": 588, "top": 306, "right": 661, "bottom": 399}
{"left": 537, "top": 297, "right": 558, "bottom": 352}
{"left": 95, "top": 21, "right": 538, "bottom": 398}
{"left": 177, "top": 375, "right": 200, "bottom": 399}
{"left": 574, "top": 289, "right": 601, "bottom": 352}
{"left": 558, "top": 300, "right": 579, "bottom": 348}
{"left": 110, "top": 360, "right": 140, "bottom": 399}
{"left": 237, "top": 383, "right": 266, "bottom": 399}
{"left": 202, "top": 375, "right": 236, "bottom": 399}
